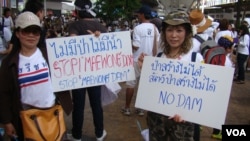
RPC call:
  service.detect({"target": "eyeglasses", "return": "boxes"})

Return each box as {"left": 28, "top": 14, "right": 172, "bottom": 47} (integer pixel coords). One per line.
{"left": 20, "top": 26, "right": 41, "bottom": 36}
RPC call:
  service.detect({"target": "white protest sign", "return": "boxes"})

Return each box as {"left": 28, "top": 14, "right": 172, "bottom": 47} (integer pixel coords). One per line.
{"left": 46, "top": 31, "right": 135, "bottom": 92}
{"left": 135, "top": 56, "right": 234, "bottom": 129}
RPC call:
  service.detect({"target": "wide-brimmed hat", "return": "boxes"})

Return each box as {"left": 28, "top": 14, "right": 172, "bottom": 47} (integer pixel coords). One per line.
{"left": 189, "top": 9, "right": 212, "bottom": 33}
{"left": 163, "top": 11, "right": 190, "bottom": 25}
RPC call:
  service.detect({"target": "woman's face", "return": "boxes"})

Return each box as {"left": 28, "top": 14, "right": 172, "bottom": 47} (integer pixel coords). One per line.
{"left": 165, "top": 25, "right": 186, "bottom": 49}
{"left": 16, "top": 26, "right": 41, "bottom": 49}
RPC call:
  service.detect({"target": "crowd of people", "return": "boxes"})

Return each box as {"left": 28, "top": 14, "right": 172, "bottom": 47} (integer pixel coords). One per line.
{"left": 0, "top": 0, "right": 249, "bottom": 141}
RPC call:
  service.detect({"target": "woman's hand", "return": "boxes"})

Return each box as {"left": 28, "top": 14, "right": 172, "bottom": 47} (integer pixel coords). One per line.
{"left": 169, "top": 114, "right": 185, "bottom": 123}
{"left": 138, "top": 53, "right": 147, "bottom": 69}
{"left": 87, "top": 30, "right": 101, "bottom": 37}
{"left": 4, "top": 123, "right": 17, "bottom": 138}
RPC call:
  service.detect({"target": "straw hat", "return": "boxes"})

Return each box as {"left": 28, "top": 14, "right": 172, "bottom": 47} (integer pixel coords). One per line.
{"left": 189, "top": 9, "right": 212, "bottom": 33}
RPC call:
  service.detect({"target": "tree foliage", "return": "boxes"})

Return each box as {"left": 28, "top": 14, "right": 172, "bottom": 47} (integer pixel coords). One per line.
{"left": 93, "top": 0, "right": 141, "bottom": 22}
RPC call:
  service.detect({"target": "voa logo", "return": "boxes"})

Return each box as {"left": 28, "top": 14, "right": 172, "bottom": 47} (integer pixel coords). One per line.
{"left": 226, "top": 129, "right": 247, "bottom": 136}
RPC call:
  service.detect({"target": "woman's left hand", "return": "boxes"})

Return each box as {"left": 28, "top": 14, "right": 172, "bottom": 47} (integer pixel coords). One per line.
{"left": 169, "top": 114, "right": 185, "bottom": 123}
{"left": 87, "top": 30, "right": 101, "bottom": 37}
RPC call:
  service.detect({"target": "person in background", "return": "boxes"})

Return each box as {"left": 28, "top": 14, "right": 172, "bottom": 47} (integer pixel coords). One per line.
{"left": 214, "top": 19, "right": 232, "bottom": 43}
{"left": 150, "top": 10, "right": 162, "bottom": 33}
{"left": 243, "top": 18, "right": 250, "bottom": 32}
{"left": 210, "top": 35, "right": 235, "bottom": 140}
{"left": 229, "top": 23, "right": 238, "bottom": 40}
{"left": 0, "top": 7, "right": 14, "bottom": 31}
{"left": 242, "top": 19, "right": 250, "bottom": 72}
{"left": 234, "top": 24, "right": 249, "bottom": 84}
{"left": 46, "top": 29, "right": 58, "bottom": 38}
{"left": 203, "top": 20, "right": 219, "bottom": 40}
{"left": 67, "top": 0, "right": 107, "bottom": 140}
{"left": 0, "top": 11, "right": 72, "bottom": 141}
{"left": 120, "top": 21, "right": 130, "bottom": 31}
{"left": 189, "top": 9, "right": 212, "bottom": 53}
{"left": 0, "top": 8, "right": 13, "bottom": 59}
{"left": 0, "top": 26, "right": 12, "bottom": 66}
{"left": 121, "top": 5, "right": 159, "bottom": 116}
{"left": 137, "top": 10, "right": 204, "bottom": 141}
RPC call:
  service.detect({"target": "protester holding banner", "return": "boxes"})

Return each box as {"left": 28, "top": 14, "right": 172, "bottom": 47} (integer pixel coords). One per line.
{"left": 0, "top": 7, "right": 14, "bottom": 31}
{"left": 67, "top": 0, "right": 107, "bottom": 141}
{"left": 138, "top": 10, "right": 204, "bottom": 141}
{"left": 0, "top": 12, "right": 72, "bottom": 141}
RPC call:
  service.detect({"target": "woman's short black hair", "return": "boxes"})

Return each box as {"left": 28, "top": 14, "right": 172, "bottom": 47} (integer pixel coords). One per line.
{"left": 239, "top": 24, "right": 250, "bottom": 35}
{"left": 3, "top": 7, "right": 11, "bottom": 16}
{"left": 22, "top": 0, "right": 44, "bottom": 14}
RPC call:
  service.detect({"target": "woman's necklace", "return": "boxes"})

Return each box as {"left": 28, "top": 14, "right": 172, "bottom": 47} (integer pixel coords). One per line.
{"left": 167, "top": 52, "right": 180, "bottom": 59}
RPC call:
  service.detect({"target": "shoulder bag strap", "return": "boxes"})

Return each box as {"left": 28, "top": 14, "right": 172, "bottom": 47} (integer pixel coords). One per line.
{"left": 29, "top": 106, "right": 62, "bottom": 141}
{"left": 152, "top": 25, "right": 158, "bottom": 56}
{"left": 1, "top": 17, "right": 4, "bottom": 37}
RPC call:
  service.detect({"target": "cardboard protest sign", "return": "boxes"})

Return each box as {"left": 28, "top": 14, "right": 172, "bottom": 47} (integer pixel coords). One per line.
{"left": 135, "top": 56, "right": 234, "bottom": 129}
{"left": 46, "top": 31, "right": 135, "bottom": 92}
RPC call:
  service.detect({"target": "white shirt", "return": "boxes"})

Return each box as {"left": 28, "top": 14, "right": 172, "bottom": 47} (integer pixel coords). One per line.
{"left": 132, "top": 23, "right": 159, "bottom": 62}
{"left": 225, "top": 53, "right": 233, "bottom": 68}
{"left": 192, "top": 33, "right": 210, "bottom": 52}
{"left": 0, "top": 27, "right": 12, "bottom": 52}
{"left": 203, "top": 21, "right": 219, "bottom": 39}
{"left": 160, "top": 49, "right": 204, "bottom": 63}
{"left": 0, "top": 16, "right": 14, "bottom": 30}
{"left": 237, "top": 34, "right": 249, "bottom": 55}
{"left": 19, "top": 48, "right": 55, "bottom": 108}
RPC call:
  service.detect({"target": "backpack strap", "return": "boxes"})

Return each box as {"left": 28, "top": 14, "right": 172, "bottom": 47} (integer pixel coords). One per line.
{"left": 194, "top": 35, "right": 212, "bottom": 44}
{"left": 157, "top": 52, "right": 163, "bottom": 57}
{"left": 152, "top": 24, "right": 158, "bottom": 56}
{"left": 194, "top": 35, "right": 205, "bottom": 44}
{"left": 191, "top": 52, "right": 197, "bottom": 62}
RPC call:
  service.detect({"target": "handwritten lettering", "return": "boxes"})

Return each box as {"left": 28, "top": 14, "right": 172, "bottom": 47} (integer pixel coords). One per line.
{"left": 52, "top": 53, "right": 133, "bottom": 78}
{"left": 46, "top": 31, "right": 134, "bottom": 92}
{"left": 151, "top": 60, "right": 204, "bottom": 77}
{"left": 81, "top": 70, "right": 129, "bottom": 86}
{"left": 59, "top": 77, "right": 78, "bottom": 89}
{"left": 48, "top": 34, "right": 123, "bottom": 59}
{"left": 149, "top": 72, "right": 217, "bottom": 92}
{"left": 158, "top": 91, "right": 202, "bottom": 112}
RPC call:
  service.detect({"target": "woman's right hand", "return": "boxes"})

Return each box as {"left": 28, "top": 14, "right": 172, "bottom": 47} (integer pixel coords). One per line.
{"left": 4, "top": 123, "right": 17, "bottom": 138}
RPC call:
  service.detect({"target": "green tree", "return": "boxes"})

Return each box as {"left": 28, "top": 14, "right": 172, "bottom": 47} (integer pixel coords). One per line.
{"left": 94, "top": 0, "right": 141, "bottom": 22}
